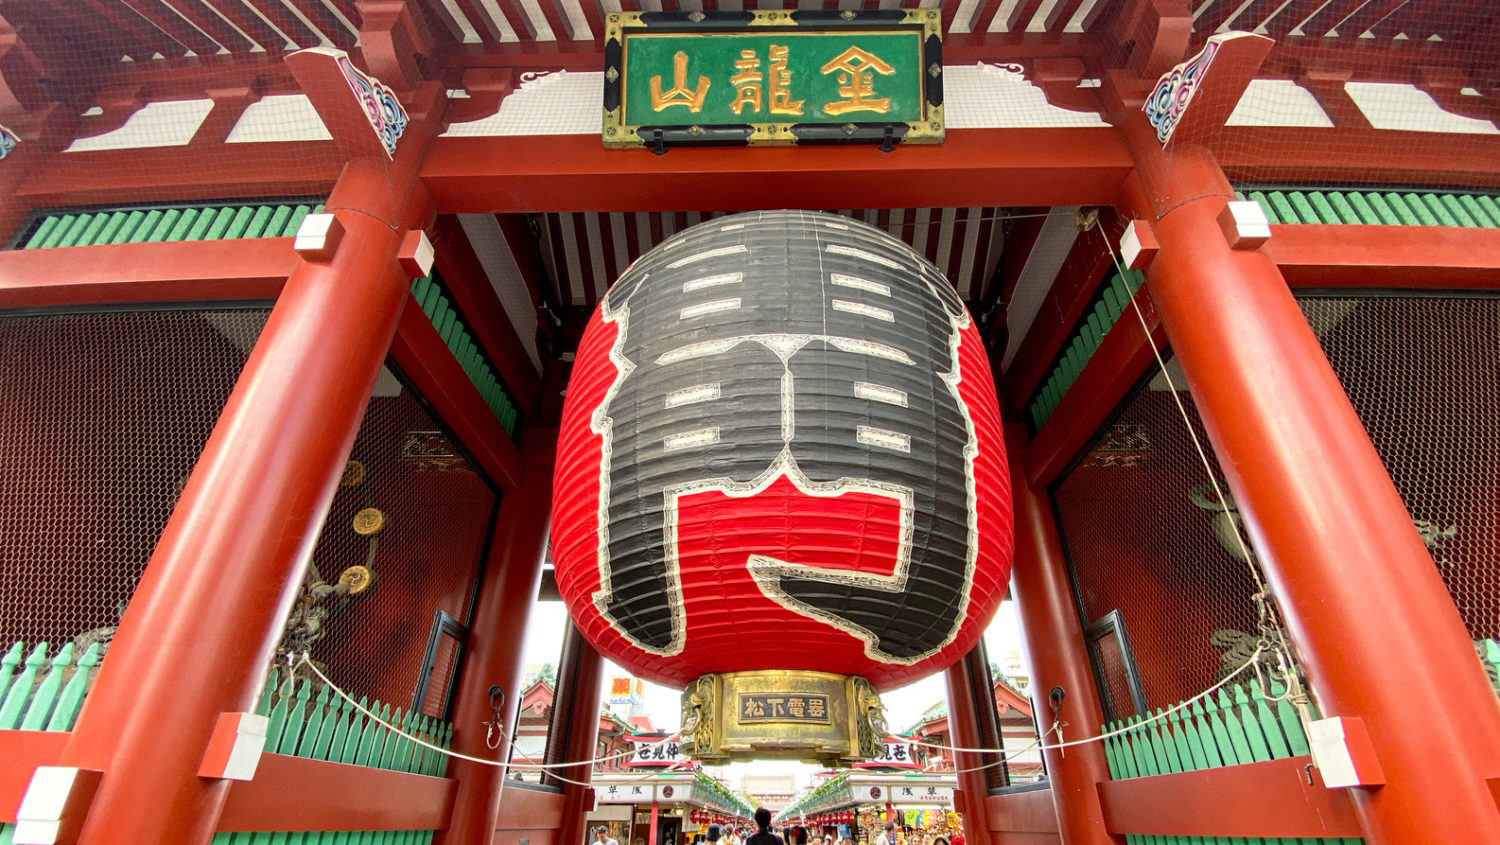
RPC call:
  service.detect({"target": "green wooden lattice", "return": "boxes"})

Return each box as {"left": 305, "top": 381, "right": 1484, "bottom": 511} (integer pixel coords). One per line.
{"left": 410, "top": 273, "right": 521, "bottom": 438}
{"left": 0, "top": 641, "right": 104, "bottom": 845}
{"left": 1101, "top": 676, "right": 1364, "bottom": 845}
{"left": 1236, "top": 188, "right": 1500, "bottom": 227}
{"left": 207, "top": 667, "right": 453, "bottom": 844}
{"left": 16, "top": 202, "right": 325, "bottom": 249}
{"left": 1026, "top": 268, "right": 1144, "bottom": 432}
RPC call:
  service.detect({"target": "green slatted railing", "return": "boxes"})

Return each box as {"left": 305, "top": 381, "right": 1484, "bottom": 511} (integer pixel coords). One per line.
{"left": 410, "top": 273, "right": 521, "bottom": 439}
{"left": 15, "top": 201, "right": 324, "bottom": 249}
{"left": 1237, "top": 188, "right": 1500, "bottom": 227}
{"left": 0, "top": 641, "right": 103, "bottom": 845}
{"left": 1026, "top": 268, "right": 1144, "bottom": 432}
{"left": 1102, "top": 677, "right": 1362, "bottom": 845}
{"left": 208, "top": 667, "right": 453, "bottom": 845}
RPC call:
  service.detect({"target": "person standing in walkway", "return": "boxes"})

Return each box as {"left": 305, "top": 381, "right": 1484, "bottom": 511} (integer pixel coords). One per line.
{"left": 875, "top": 822, "right": 894, "bottom": 845}
{"left": 746, "top": 808, "right": 783, "bottom": 845}
{"left": 596, "top": 826, "right": 621, "bottom": 845}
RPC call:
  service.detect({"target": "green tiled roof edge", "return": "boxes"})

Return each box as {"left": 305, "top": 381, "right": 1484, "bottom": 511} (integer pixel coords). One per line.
{"left": 17, "top": 200, "right": 325, "bottom": 249}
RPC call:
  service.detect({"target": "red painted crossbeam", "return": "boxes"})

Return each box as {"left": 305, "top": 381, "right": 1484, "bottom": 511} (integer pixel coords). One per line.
{"left": 421, "top": 129, "right": 1132, "bottom": 213}
{"left": 218, "top": 753, "right": 456, "bottom": 832}
{"left": 0, "top": 239, "right": 298, "bottom": 308}
{"left": 1098, "top": 756, "right": 1362, "bottom": 838}
{"left": 1267, "top": 223, "right": 1500, "bottom": 290}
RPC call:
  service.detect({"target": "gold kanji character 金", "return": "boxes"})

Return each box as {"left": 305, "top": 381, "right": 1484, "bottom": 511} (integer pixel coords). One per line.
{"left": 768, "top": 45, "right": 804, "bottom": 116}
{"left": 651, "top": 51, "right": 710, "bottom": 112}
{"left": 821, "top": 46, "right": 895, "bottom": 116}
{"left": 730, "top": 49, "right": 763, "bottom": 115}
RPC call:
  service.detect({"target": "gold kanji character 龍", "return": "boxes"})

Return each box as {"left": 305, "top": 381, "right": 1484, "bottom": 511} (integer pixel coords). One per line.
{"left": 768, "top": 45, "right": 804, "bottom": 116}
{"left": 730, "top": 49, "right": 763, "bottom": 115}
{"left": 651, "top": 51, "right": 710, "bottom": 112}
{"left": 821, "top": 46, "right": 895, "bottom": 116}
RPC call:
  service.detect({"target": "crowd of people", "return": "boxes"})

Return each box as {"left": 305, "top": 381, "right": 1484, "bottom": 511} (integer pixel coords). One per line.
{"left": 610, "top": 806, "right": 962, "bottom": 845}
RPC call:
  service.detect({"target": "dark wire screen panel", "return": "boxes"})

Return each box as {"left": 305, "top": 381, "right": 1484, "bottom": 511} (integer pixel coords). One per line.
{"left": 1300, "top": 295, "right": 1500, "bottom": 641}
{"left": 0, "top": 308, "right": 268, "bottom": 653}
{"left": 1052, "top": 366, "right": 1262, "bottom": 714}
{"left": 294, "top": 370, "right": 498, "bottom": 707}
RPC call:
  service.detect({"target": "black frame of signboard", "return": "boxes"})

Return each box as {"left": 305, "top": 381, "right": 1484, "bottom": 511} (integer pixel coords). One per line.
{"left": 602, "top": 8, "right": 945, "bottom": 153}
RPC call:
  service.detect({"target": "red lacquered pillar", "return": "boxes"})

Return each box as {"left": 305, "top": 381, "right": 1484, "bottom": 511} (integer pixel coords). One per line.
{"left": 555, "top": 622, "right": 606, "bottom": 845}
{"left": 58, "top": 137, "right": 434, "bottom": 845}
{"left": 439, "top": 431, "right": 556, "bottom": 845}
{"left": 1004, "top": 423, "right": 1123, "bottom": 845}
{"left": 1125, "top": 123, "right": 1500, "bottom": 843}
{"left": 941, "top": 650, "right": 995, "bottom": 843}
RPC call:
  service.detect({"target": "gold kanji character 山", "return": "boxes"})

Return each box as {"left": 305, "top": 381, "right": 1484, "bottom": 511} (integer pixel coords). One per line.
{"left": 651, "top": 51, "right": 710, "bottom": 112}
{"left": 768, "top": 45, "right": 804, "bottom": 116}
{"left": 821, "top": 46, "right": 895, "bottom": 116}
{"left": 730, "top": 49, "right": 763, "bottom": 115}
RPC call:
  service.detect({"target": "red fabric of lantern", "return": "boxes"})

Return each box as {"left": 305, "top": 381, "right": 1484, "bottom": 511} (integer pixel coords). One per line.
{"left": 552, "top": 211, "right": 1013, "bottom": 689}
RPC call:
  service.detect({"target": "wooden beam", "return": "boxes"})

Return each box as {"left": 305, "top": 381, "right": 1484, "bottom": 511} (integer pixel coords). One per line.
{"left": 389, "top": 297, "right": 525, "bottom": 490}
{"left": 1216, "top": 128, "right": 1500, "bottom": 189}
{"left": 17, "top": 142, "right": 341, "bottom": 208}
{"left": 983, "top": 786, "right": 1059, "bottom": 834}
{"left": 494, "top": 780, "right": 566, "bottom": 833}
{"left": 1098, "top": 756, "right": 1362, "bottom": 838}
{"left": 218, "top": 754, "right": 456, "bottom": 832}
{"left": 428, "top": 214, "right": 545, "bottom": 413}
{"left": 1266, "top": 223, "right": 1500, "bottom": 290}
{"left": 1024, "top": 284, "right": 1164, "bottom": 490}
{"left": 1001, "top": 209, "right": 1121, "bottom": 411}
{"left": 0, "top": 239, "right": 296, "bottom": 308}
{"left": 0, "top": 730, "right": 69, "bottom": 823}
{"left": 421, "top": 129, "right": 1134, "bottom": 213}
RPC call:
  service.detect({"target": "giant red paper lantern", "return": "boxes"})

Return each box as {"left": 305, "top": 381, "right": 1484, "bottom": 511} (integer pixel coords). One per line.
{"left": 552, "top": 210, "right": 1012, "bottom": 690}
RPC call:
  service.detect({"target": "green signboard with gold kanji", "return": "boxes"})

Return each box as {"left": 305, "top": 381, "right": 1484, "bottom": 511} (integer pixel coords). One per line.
{"left": 603, "top": 10, "right": 943, "bottom": 151}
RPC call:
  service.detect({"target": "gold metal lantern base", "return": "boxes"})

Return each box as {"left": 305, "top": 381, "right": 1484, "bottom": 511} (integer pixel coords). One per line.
{"left": 680, "top": 670, "right": 886, "bottom": 765}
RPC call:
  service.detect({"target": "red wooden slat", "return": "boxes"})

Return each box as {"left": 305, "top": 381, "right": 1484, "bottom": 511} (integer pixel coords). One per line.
{"left": 922, "top": 209, "right": 941, "bottom": 265}
{"left": 1332, "top": 0, "right": 1409, "bottom": 36}
{"left": 648, "top": 212, "right": 664, "bottom": 249}
{"left": 578, "top": 0, "right": 606, "bottom": 40}
{"left": 1004, "top": 0, "right": 1049, "bottom": 34}
{"left": 245, "top": 0, "right": 322, "bottom": 45}
{"left": 598, "top": 213, "right": 621, "bottom": 288}
{"left": 499, "top": 0, "right": 544, "bottom": 38}
{"left": 540, "top": 0, "right": 578, "bottom": 40}
{"left": 571, "top": 212, "right": 598, "bottom": 305}
{"left": 213, "top": 0, "right": 294, "bottom": 48}
{"left": 33, "top": 0, "right": 156, "bottom": 60}
{"left": 1044, "top": 0, "right": 1089, "bottom": 34}
{"left": 159, "top": 0, "right": 257, "bottom": 51}
{"left": 1195, "top": 0, "right": 1251, "bottom": 34}
{"left": 1366, "top": 0, "right": 1426, "bottom": 37}
{"left": 1383, "top": 0, "right": 1484, "bottom": 41}
{"left": 1202, "top": 0, "right": 1281, "bottom": 34}
{"left": 77, "top": 0, "right": 186, "bottom": 57}
{"left": 1294, "top": 0, "right": 1372, "bottom": 38}
{"left": 946, "top": 208, "right": 968, "bottom": 290}
{"left": 969, "top": 207, "right": 996, "bottom": 303}
{"left": 1261, "top": 0, "right": 1329, "bottom": 37}
{"left": 545, "top": 213, "right": 573, "bottom": 305}
{"left": 440, "top": 0, "right": 491, "bottom": 40}
{"left": 130, "top": 0, "right": 224, "bottom": 54}
{"left": 288, "top": 0, "right": 360, "bottom": 44}
{"left": 323, "top": 0, "right": 361, "bottom": 23}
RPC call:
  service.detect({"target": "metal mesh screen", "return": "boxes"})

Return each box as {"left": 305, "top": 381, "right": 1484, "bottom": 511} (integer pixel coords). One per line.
{"left": 0, "top": 308, "right": 268, "bottom": 653}
{"left": 290, "top": 368, "right": 498, "bottom": 709}
{"left": 1300, "top": 295, "right": 1500, "bottom": 641}
{"left": 1053, "top": 365, "right": 1263, "bottom": 715}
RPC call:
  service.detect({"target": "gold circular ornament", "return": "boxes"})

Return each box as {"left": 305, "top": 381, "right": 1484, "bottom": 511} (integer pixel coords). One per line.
{"left": 339, "top": 565, "right": 374, "bottom": 595}
{"left": 340, "top": 460, "right": 366, "bottom": 488}
{"left": 352, "top": 507, "right": 387, "bottom": 536}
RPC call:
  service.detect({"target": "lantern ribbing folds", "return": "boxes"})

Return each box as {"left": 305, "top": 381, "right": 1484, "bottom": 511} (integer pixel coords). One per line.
{"left": 552, "top": 210, "right": 1013, "bottom": 763}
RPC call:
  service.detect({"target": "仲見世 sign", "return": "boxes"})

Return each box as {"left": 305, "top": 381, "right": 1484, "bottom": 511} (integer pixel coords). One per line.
{"left": 603, "top": 10, "right": 943, "bottom": 150}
